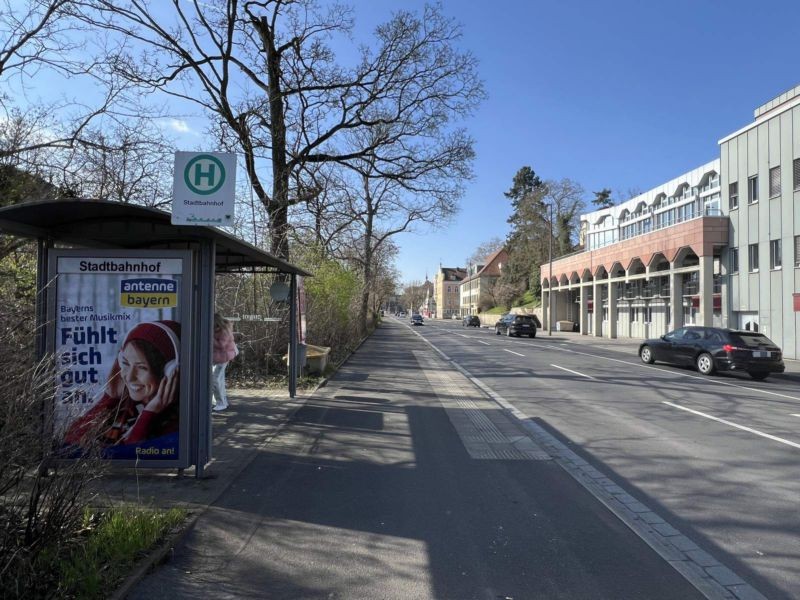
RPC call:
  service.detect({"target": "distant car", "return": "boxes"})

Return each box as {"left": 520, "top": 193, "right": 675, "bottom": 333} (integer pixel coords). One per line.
{"left": 451, "top": 314, "right": 461, "bottom": 320}
{"left": 638, "top": 326, "right": 785, "bottom": 380}
{"left": 410, "top": 314, "right": 424, "bottom": 326}
{"left": 495, "top": 313, "right": 537, "bottom": 338}
{"left": 462, "top": 315, "right": 480, "bottom": 327}
{"left": 398, "top": 312, "right": 406, "bottom": 318}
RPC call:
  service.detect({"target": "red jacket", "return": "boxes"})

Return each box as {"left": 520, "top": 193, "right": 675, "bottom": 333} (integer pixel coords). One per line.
{"left": 64, "top": 393, "right": 178, "bottom": 447}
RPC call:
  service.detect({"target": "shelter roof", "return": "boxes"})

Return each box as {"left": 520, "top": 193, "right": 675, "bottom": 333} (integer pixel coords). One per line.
{"left": 0, "top": 199, "right": 310, "bottom": 276}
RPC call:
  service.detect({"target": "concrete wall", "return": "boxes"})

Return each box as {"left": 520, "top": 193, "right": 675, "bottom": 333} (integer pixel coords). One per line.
{"left": 720, "top": 102, "right": 800, "bottom": 359}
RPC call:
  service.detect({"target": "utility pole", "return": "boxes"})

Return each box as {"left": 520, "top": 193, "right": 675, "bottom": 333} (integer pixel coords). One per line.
{"left": 548, "top": 202, "right": 553, "bottom": 336}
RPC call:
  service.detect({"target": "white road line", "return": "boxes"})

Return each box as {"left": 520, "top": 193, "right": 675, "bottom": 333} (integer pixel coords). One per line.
{"left": 550, "top": 364, "right": 596, "bottom": 380}
{"left": 791, "top": 414, "right": 800, "bottom": 418}
{"left": 504, "top": 349, "right": 525, "bottom": 357}
{"left": 534, "top": 341, "right": 800, "bottom": 402}
{"left": 422, "top": 335, "right": 758, "bottom": 599}
{"left": 476, "top": 340, "right": 490, "bottom": 345}
{"left": 407, "top": 326, "right": 450, "bottom": 361}
{"left": 663, "top": 401, "right": 800, "bottom": 450}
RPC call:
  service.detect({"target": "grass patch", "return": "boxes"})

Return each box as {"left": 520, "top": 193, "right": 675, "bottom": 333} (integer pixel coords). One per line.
{"left": 483, "top": 306, "right": 506, "bottom": 315}
{"left": 53, "top": 506, "right": 186, "bottom": 599}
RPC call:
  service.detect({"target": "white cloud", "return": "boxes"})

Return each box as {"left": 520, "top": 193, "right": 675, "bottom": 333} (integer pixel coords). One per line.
{"left": 162, "top": 119, "right": 196, "bottom": 135}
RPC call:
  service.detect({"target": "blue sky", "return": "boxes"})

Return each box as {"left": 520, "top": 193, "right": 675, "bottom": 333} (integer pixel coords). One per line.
{"left": 350, "top": 0, "right": 799, "bottom": 284}
{"left": 9, "top": 0, "right": 798, "bottom": 285}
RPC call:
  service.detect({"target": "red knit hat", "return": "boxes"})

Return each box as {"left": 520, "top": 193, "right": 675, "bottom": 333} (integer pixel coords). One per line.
{"left": 123, "top": 320, "right": 181, "bottom": 362}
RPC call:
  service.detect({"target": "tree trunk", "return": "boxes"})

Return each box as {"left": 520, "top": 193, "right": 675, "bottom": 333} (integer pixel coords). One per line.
{"left": 256, "top": 15, "right": 291, "bottom": 261}
{"left": 358, "top": 184, "right": 375, "bottom": 336}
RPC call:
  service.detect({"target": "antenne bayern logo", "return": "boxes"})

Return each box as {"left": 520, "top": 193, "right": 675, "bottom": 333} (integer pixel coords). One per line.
{"left": 184, "top": 154, "right": 225, "bottom": 195}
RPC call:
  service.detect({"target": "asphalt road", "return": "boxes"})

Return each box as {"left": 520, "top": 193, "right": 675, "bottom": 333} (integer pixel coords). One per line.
{"left": 414, "top": 317, "right": 800, "bottom": 600}
{"left": 128, "top": 318, "right": 736, "bottom": 600}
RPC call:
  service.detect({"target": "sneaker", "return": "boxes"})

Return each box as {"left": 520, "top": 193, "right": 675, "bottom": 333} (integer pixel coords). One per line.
{"left": 213, "top": 405, "right": 227, "bottom": 412}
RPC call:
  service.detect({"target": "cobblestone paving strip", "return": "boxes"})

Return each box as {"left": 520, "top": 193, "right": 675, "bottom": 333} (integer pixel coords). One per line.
{"left": 412, "top": 349, "right": 550, "bottom": 461}
{"left": 409, "top": 331, "right": 767, "bottom": 600}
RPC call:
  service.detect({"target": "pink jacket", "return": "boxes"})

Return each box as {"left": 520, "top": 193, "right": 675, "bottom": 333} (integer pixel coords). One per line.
{"left": 213, "top": 326, "right": 238, "bottom": 364}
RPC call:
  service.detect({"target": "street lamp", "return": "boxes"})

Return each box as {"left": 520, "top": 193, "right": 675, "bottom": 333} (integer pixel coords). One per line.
{"left": 548, "top": 202, "right": 553, "bottom": 336}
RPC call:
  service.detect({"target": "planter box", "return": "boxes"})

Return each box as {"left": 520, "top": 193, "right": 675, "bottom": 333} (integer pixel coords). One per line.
{"left": 556, "top": 320, "right": 575, "bottom": 332}
{"left": 305, "top": 344, "right": 331, "bottom": 375}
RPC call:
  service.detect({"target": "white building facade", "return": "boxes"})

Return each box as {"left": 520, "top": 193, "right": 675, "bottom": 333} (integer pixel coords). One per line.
{"left": 541, "top": 84, "right": 800, "bottom": 360}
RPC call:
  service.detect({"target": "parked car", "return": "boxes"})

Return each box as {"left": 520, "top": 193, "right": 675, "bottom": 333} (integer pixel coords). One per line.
{"left": 495, "top": 314, "right": 537, "bottom": 338}
{"left": 451, "top": 314, "right": 461, "bottom": 320}
{"left": 638, "top": 326, "right": 785, "bottom": 380}
{"left": 462, "top": 315, "right": 480, "bottom": 327}
{"left": 410, "top": 314, "right": 424, "bottom": 326}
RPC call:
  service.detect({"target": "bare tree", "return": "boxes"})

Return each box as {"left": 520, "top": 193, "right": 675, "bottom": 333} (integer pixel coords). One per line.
{"left": 467, "top": 236, "right": 504, "bottom": 266}
{"left": 74, "top": 0, "right": 484, "bottom": 261}
{"left": 401, "top": 279, "right": 426, "bottom": 315}
{"left": 58, "top": 119, "right": 175, "bottom": 206}
{"left": 0, "top": 1, "right": 135, "bottom": 160}
{"left": 546, "top": 178, "right": 585, "bottom": 255}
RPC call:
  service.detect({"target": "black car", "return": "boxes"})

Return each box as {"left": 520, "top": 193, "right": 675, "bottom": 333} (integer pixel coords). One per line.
{"left": 462, "top": 315, "right": 480, "bottom": 327}
{"left": 495, "top": 314, "right": 537, "bottom": 338}
{"left": 410, "top": 314, "right": 424, "bottom": 326}
{"left": 638, "top": 326, "right": 785, "bottom": 380}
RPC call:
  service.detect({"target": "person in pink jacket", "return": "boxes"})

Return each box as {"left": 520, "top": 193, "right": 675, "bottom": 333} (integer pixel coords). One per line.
{"left": 212, "top": 313, "right": 238, "bottom": 411}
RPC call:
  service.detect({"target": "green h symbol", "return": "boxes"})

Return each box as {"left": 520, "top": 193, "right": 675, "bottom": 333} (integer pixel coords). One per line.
{"left": 193, "top": 162, "right": 216, "bottom": 187}
{"left": 184, "top": 154, "right": 225, "bottom": 195}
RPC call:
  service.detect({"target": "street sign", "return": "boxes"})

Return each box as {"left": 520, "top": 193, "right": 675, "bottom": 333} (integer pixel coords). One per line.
{"left": 172, "top": 152, "right": 236, "bottom": 226}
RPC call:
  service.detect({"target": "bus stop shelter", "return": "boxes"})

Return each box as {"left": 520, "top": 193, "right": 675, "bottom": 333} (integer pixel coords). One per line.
{"left": 0, "top": 199, "right": 310, "bottom": 477}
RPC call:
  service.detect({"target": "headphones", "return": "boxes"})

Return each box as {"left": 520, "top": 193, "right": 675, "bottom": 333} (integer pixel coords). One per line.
{"left": 117, "top": 321, "right": 180, "bottom": 378}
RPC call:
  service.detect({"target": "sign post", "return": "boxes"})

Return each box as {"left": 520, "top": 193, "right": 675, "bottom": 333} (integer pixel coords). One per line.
{"left": 172, "top": 152, "right": 236, "bottom": 226}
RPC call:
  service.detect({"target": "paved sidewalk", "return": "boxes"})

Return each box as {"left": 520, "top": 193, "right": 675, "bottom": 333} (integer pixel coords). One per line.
{"left": 92, "top": 388, "right": 309, "bottom": 510}
{"left": 111, "top": 322, "right": 723, "bottom": 599}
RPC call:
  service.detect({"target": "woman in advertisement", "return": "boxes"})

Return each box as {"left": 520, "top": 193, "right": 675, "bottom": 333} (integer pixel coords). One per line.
{"left": 64, "top": 320, "right": 180, "bottom": 454}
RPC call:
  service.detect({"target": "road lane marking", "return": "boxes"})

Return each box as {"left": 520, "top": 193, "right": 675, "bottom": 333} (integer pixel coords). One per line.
{"left": 438, "top": 347, "right": 762, "bottom": 599}
{"left": 413, "top": 349, "right": 550, "bottom": 460}
{"left": 550, "top": 364, "right": 596, "bottom": 380}
{"left": 504, "top": 349, "right": 525, "bottom": 357}
{"left": 534, "top": 341, "right": 800, "bottom": 402}
{"left": 791, "top": 414, "right": 800, "bottom": 418}
{"left": 476, "top": 340, "right": 490, "bottom": 345}
{"left": 663, "top": 401, "right": 800, "bottom": 450}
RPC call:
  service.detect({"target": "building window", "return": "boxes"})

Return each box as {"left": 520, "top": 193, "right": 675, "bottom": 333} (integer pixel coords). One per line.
{"left": 729, "top": 248, "right": 739, "bottom": 273}
{"left": 769, "top": 166, "right": 781, "bottom": 198}
{"left": 728, "top": 182, "right": 738, "bottom": 210}
{"left": 795, "top": 235, "right": 800, "bottom": 267}
{"left": 748, "top": 176, "right": 758, "bottom": 203}
{"left": 769, "top": 239, "right": 782, "bottom": 270}
{"left": 748, "top": 243, "right": 759, "bottom": 272}
{"left": 794, "top": 159, "right": 800, "bottom": 191}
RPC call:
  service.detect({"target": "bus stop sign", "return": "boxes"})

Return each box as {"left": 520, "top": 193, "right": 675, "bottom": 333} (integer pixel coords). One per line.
{"left": 172, "top": 152, "right": 236, "bottom": 226}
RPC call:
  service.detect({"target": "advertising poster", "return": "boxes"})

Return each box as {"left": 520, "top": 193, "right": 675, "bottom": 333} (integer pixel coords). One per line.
{"left": 52, "top": 252, "right": 188, "bottom": 462}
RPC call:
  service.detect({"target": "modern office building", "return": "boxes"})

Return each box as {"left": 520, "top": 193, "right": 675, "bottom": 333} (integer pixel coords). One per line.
{"left": 719, "top": 83, "right": 800, "bottom": 358}
{"left": 540, "top": 84, "right": 800, "bottom": 360}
